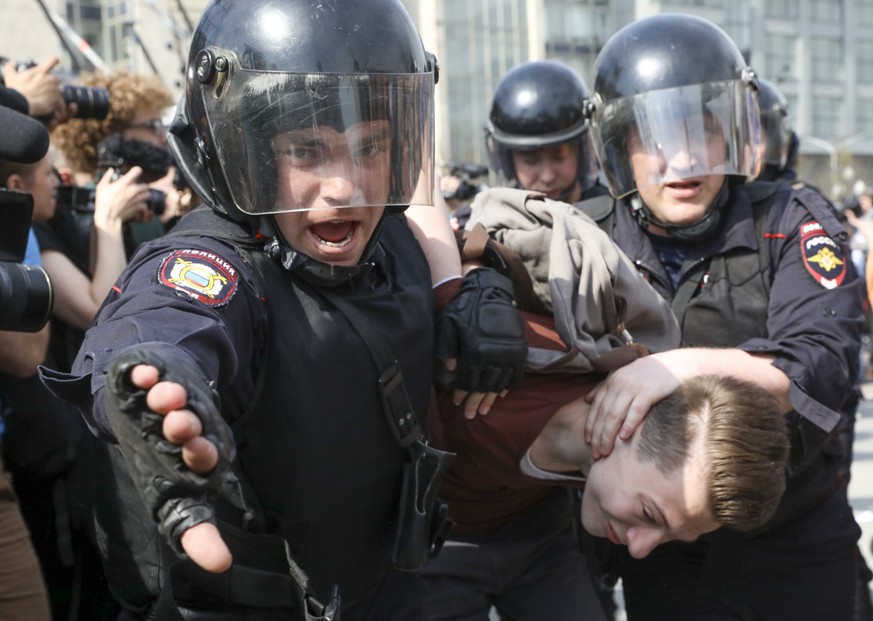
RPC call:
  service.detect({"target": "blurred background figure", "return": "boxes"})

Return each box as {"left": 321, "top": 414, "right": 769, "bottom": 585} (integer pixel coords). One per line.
{"left": 0, "top": 145, "right": 134, "bottom": 621}
{"left": 51, "top": 69, "right": 170, "bottom": 186}
{"left": 754, "top": 77, "right": 799, "bottom": 183}
{"left": 484, "top": 60, "right": 606, "bottom": 203}
{"left": 0, "top": 64, "right": 157, "bottom": 621}
{"left": 0, "top": 100, "right": 54, "bottom": 621}
{"left": 440, "top": 161, "right": 489, "bottom": 230}
{"left": 51, "top": 69, "right": 194, "bottom": 251}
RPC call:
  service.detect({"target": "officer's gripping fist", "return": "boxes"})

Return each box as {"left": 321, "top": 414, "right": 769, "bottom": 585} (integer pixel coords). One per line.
{"left": 435, "top": 267, "right": 528, "bottom": 416}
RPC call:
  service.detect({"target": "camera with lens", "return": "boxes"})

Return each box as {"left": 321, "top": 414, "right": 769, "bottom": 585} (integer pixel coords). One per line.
{"left": 0, "top": 57, "right": 110, "bottom": 121}
{"left": 56, "top": 134, "right": 171, "bottom": 216}
{"left": 0, "top": 190, "right": 52, "bottom": 332}
{"left": 441, "top": 161, "right": 489, "bottom": 201}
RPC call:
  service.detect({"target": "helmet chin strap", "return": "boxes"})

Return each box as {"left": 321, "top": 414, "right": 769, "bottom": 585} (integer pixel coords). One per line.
{"left": 630, "top": 181, "right": 729, "bottom": 242}
{"left": 257, "top": 211, "right": 391, "bottom": 288}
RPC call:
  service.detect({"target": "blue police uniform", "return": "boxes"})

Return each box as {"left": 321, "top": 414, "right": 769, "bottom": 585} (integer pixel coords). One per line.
{"left": 583, "top": 181, "right": 864, "bottom": 619}
{"left": 42, "top": 209, "right": 436, "bottom": 619}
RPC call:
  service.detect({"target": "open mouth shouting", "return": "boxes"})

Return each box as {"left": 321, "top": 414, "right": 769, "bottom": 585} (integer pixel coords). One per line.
{"left": 299, "top": 213, "right": 378, "bottom": 266}
{"left": 311, "top": 220, "right": 358, "bottom": 247}
{"left": 274, "top": 205, "right": 386, "bottom": 267}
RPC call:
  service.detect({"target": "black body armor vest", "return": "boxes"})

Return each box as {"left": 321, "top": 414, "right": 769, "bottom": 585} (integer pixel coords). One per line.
{"left": 165, "top": 210, "right": 435, "bottom": 607}
{"left": 671, "top": 186, "right": 782, "bottom": 346}
{"left": 577, "top": 183, "right": 789, "bottom": 347}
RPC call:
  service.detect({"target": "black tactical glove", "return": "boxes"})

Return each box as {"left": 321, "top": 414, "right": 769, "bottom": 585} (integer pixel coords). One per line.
{"left": 104, "top": 346, "right": 237, "bottom": 554}
{"left": 434, "top": 267, "right": 528, "bottom": 393}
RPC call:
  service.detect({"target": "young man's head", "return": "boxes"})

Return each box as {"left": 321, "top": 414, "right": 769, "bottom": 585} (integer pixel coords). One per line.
{"left": 582, "top": 375, "right": 789, "bottom": 559}
{"left": 485, "top": 60, "right": 599, "bottom": 202}
{"left": 167, "top": 0, "right": 436, "bottom": 272}
{"left": 585, "top": 13, "right": 761, "bottom": 241}
{"left": 0, "top": 149, "right": 59, "bottom": 222}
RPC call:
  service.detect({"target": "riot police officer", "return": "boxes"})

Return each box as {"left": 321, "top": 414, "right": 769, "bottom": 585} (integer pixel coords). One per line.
{"left": 39, "top": 0, "right": 527, "bottom": 618}
{"left": 755, "top": 77, "right": 799, "bottom": 183}
{"left": 578, "top": 13, "right": 864, "bottom": 620}
{"left": 485, "top": 60, "right": 605, "bottom": 202}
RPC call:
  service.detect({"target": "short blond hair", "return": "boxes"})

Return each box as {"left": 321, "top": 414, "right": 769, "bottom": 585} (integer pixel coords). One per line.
{"left": 51, "top": 70, "right": 173, "bottom": 174}
{"left": 636, "top": 375, "right": 790, "bottom": 532}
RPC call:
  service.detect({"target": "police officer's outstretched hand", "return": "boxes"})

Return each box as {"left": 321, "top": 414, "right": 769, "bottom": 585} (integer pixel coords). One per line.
{"left": 435, "top": 267, "right": 528, "bottom": 418}
{"left": 106, "top": 355, "right": 236, "bottom": 574}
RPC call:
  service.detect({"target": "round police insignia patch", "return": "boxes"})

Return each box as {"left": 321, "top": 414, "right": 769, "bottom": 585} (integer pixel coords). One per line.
{"left": 158, "top": 249, "right": 239, "bottom": 305}
{"left": 799, "top": 220, "right": 846, "bottom": 289}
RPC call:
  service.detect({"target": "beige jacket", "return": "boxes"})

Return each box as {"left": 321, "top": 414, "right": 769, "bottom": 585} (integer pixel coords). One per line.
{"left": 467, "top": 187, "right": 681, "bottom": 373}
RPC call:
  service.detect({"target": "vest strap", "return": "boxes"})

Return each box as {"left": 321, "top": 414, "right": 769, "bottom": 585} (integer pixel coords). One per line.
{"left": 150, "top": 522, "right": 341, "bottom": 621}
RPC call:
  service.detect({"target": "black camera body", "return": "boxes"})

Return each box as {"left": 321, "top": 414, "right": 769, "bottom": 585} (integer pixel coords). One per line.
{"left": 0, "top": 190, "right": 52, "bottom": 332}
{"left": 0, "top": 58, "right": 110, "bottom": 121}
{"left": 442, "top": 161, "right": 489, "bottom": 201}
{"left": 57, "top": 134, "right": 170, "bottom": 216}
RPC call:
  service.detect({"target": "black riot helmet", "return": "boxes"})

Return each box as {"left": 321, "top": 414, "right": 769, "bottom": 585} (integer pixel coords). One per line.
{"left": 585, "top": 13, "right": 761, "bottom": 239}
{"left": 756, "top": 77, "right": 793, "bottom": 175}
{"left": 485, "top": 60, "right": 599, "bottom": 194}
{"left": 168, "top": 0, "right": 436, "bottom": 223}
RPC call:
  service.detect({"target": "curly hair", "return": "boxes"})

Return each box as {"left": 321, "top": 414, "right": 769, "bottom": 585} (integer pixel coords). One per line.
{"left": 51, "top": 70, "right": 173, "bottom": 174}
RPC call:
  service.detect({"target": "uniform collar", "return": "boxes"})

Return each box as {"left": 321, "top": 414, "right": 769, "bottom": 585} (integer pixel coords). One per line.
{"left": 613, "top": 186, "right": 759, "bottom": 290}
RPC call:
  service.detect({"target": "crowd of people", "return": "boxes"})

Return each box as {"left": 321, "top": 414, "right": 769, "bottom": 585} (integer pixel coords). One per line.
{"left": 0, "top": 2, "right": 870, "bottom": 620}
{"left": 0, "top": 45, "right": 207, "bottom": 620}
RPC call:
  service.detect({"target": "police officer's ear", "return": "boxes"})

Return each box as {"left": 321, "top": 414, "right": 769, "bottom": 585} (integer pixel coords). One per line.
{"left": 3, "top": 172, "right": 25, "bottom": 192}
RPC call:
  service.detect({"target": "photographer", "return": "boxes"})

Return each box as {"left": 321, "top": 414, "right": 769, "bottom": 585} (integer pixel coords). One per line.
{"left": 0, "top": 152, "right": 134, "bottom": 621}
{"left": 52, "top": 69, "right": 186, "bottom": 251}
{"left": 0, "top": 103, "right": 53, "bottom": 621}
{"left": 39, "top": 164, "right": 151, "bottom": 332}
{"left": 1, "top": 55, "right": 76, "bottom": 129}
{"left": 0, "top": 79, "right": 135, "bottom": 617}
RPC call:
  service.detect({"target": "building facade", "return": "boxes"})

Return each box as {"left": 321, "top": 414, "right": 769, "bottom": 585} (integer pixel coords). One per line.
{"left": 408, "top": 0, "right": 873, "bottom": 197}
{"left": 1, "top": 0, "right": 869, "bottom": 196}
{"left": 2, "top": 0, "right": 205, "bottom": 100}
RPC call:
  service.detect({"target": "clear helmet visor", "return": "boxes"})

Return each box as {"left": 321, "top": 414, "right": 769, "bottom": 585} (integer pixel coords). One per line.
{"left": 202, "top": 57, "right": 434, "bottom": 214}
{"left": 592, "top": 80, "right": 761, "bottom": 199}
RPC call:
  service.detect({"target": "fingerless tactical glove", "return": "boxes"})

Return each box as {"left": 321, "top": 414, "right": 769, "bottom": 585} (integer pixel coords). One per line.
{"left": 104, "top": 346, "right": 236, "bottom": 554}
{"left": 434, "top": 267, "right": 528, "bottom": 393}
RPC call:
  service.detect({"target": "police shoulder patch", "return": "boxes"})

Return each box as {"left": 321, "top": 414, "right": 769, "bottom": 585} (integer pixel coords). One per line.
{"left": 158, "top": 249, "right": 239, "bottom": 306}
{"left": 799, "top": 220, "right": 846, "bottom": 289}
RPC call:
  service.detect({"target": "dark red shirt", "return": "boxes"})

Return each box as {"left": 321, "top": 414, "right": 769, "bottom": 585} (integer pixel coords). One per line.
{"left": 429, "top": 311, "right": 600, "bottom": 533}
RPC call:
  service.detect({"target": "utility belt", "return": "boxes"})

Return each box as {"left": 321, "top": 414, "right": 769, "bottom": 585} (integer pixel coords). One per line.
{"left": 150, "top": 445, "right": 454, "bottom": 621}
